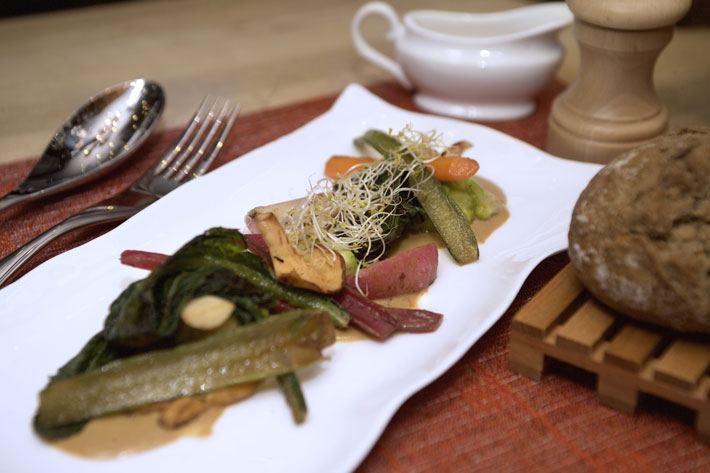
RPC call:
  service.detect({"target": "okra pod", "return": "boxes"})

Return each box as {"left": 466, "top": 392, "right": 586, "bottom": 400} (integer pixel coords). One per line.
{"left": 35, "top": 310, "right": 334, "bottom": 438}
{"left": 360, "top": 130, "right": 479, "bottom": 263}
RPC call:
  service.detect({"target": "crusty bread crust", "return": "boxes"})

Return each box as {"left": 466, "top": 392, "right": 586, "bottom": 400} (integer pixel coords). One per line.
{"left": 568, "top": 128, "right": 710, "bottom": 333}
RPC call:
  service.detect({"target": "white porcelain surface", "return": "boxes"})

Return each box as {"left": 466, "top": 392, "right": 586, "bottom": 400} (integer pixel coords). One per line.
{"left": 352, "top": 1, "right": 573, "bottom": 121}
{"left": 0, "top": 84, "right": 601, "bottom": 473}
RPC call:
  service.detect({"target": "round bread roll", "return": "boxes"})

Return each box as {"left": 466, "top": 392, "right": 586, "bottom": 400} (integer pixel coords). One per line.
{"left": 568, "top": 128, "right": 710, "bottom": 333}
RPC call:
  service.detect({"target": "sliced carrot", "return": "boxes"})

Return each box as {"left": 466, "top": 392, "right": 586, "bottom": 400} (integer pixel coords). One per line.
{"left": 429, "top": 156, "right": 480, "bottom": 181}
{"left": 324, "top": 155, "right": 376, "bottom": 179}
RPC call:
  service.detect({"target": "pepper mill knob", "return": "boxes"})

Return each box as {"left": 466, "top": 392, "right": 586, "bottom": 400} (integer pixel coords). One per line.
{"left": 547, "top": 0, "right": 692, "bottom": 163}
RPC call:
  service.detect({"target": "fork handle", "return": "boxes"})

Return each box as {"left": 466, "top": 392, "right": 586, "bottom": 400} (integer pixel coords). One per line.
{"left": 0, "top": 205, "right": 142, "bottom": 287}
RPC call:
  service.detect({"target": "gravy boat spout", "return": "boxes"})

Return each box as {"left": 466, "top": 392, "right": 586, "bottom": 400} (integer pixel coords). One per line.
{"left": 430, "top": 3, "right": 573, "bottom": 43}
{"left": 353, "top": 2, "right": 573, "bottom": 121}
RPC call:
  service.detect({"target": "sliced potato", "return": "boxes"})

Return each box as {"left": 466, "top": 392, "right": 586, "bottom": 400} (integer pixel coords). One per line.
{"left": 253, "top": 212, "right": 345, "bottom": 293}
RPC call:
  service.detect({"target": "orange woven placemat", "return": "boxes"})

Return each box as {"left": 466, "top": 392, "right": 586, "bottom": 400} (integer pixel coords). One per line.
{"left": 1, "top": 82, "right": 707, "bottom": 471}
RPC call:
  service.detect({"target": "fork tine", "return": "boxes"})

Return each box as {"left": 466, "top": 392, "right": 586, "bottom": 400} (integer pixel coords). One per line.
{"left": 162, "top": 97, "right": 225, "bottom": 179}
{"left": 177, "top": 100, "right": 240, "bottom": 181}
{"left": 153, "top": 96, "right": 214, "bottom": 175}
{"left": 130, "top": 96, "right": 239, "bottom": 199}
{"left": 191, "top": 101, "right": 240, "bottom": 177}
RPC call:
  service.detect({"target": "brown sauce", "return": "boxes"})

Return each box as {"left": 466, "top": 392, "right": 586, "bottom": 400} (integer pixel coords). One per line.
{"left": 55, "top": 381, "right": 260, "bottom": 458}
{"left": 472, "top": 206, "right": 509, "bottom": 244}
{"left": 55, "top": 408, "right": 223, "bottom": 458}
{"left": 471, "top": 176, "right": 509, "bottom": 243}
{"left": 391, "top": 231, "right": 444, "bottom": 252}
{"left": 335, "top": 327, "right": 370, "bottom": 342}
{"left": 375, "top": 292, "right": 422, "bottom": 309}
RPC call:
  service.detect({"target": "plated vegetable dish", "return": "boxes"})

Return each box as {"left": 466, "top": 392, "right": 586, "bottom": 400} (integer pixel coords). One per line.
{"left": 33, "top": 127, "right": 506, "bottom": 447}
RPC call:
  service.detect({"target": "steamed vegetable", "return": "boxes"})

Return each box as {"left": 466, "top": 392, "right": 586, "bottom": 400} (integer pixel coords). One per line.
{"left": 332, "top": 288, "right": 397, "bottom": 339}
{"left": 358, "top": 130, "right": 479, "bottom": 264}
{"left": 104, "top": 227, "right": 349, "bottom": 350}
{"left": 324, "top": 155, "right": 376, "bottom": 179}
{"left": 35, "top": 310, "right": 335, "bottom": 439}
{"left": 347, "top": 243, "right": 438, "bottom": 299}
{"left": 120, "top": 249, "right": 169, "bottom": 271}
{"left": 120, "top": 244, "right": 444, "bottom": 339}
{"left": 324, "top": 154, "right": 479, "bottom": 182}
{"left": 384, "top": 306, "right": 443, "bottom": 333}
{"left": 282, "top": 156, "right": 424, "bottom": 264}
{"left": 37, "top": 228, "right": 349, "bottom": 439}
{"left": 428, "top": 156, "right": 480, "bottom": 181}
{"left": 442, "top": 179, "right": 500, "bottom": 222}
{"left": 122, "top": 242, "right": 438, "bottom": 301}
{"left": 332, "top": 287, "right": 442, "bottom": 339}
{"left": 35, "top": 124, "right": 494, "bottom": 441}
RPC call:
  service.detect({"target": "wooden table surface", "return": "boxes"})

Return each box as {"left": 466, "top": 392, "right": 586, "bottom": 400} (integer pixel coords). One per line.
{"left": 1, "top": 0, "right": 709, "bottom": 165}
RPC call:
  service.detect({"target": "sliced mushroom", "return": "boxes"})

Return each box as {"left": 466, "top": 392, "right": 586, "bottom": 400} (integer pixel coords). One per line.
{"left": 253, "top": 212, "right": 345, "bottom": 293}
{"left": 245, "top": 197, "right": 305, "bottom": 233}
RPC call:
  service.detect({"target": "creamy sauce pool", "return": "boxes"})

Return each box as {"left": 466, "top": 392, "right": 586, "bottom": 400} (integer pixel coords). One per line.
{"left": 54, "top": 177, "right": 508, "bottom": 458}
{"left": 56, "top": 409, "right": 223, "bottom": 458}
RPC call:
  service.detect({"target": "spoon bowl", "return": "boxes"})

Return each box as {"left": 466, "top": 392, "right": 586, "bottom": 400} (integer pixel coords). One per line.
{"left": 0, "top": 79, "right": 165, "bottom": 211}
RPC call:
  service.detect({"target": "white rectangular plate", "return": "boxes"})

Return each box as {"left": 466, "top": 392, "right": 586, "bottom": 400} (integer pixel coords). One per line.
{"left": 0, "top": 84, "right": 602, "bottom": 472}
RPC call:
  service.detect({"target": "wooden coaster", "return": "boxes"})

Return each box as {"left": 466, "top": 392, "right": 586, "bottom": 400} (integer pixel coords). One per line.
{"left": 509, "top": 264, "right": 710, "bottom": 442}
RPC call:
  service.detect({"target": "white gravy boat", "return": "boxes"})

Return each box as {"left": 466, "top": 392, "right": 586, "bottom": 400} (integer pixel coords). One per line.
{"left": 352, "top": 2, "right": 572, "bottom": 121}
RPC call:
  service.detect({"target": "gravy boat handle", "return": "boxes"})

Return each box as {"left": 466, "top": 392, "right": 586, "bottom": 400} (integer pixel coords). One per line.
{"left": 352, "top": 1, "right": 412, "bottom": 89}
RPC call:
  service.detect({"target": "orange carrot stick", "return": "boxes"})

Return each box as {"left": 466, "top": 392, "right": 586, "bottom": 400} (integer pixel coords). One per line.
{"left": 428, "top": 156, "right": 480, "bottom": 181}
{"left": 324, "top": 155, "right": 376, "bottom": 179}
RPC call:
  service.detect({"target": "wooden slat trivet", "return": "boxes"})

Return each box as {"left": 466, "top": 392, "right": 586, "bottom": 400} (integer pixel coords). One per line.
{"left": 509, "top": 263, "right": 710, "bottom": 442}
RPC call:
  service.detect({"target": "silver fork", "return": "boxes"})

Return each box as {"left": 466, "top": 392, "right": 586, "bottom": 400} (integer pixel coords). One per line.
{"left": 0, "top": 97, "right": 239, "bottom": 286}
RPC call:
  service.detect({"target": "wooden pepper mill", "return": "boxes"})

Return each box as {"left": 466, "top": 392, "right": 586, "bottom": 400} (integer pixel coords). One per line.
{"left": 547, "top": 0, "right": 692, "bottom": 163}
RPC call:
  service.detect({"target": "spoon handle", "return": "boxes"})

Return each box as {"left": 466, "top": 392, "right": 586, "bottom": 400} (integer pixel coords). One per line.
{"left": 0, "top": 192, "right": 32, "bottom": 212}
{"left": 0, "top": 205, "right": 142, "bottom": 286}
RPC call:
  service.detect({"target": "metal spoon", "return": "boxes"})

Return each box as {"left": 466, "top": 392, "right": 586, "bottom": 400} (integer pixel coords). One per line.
{"left": 0, "top": 79, "right": 165, "bottom": 212}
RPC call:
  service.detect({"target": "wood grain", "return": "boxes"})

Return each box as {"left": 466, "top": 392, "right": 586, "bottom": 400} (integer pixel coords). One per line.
{"left": 556, "top": 298, "right": 616, "bottom": 354}
{"left": 509, "top": 262, "right": 710, "bottom": 442}
{"left": 511, "top": 263, "right": 583, "bottom": 337}
{"left": 547, "top": 0, "right": 693, "bottom": 163}
{"left": 604, "top": 325, "right": 663, "bottom": 371}
{"left": 654, "top": 341, "right": 710, "bottom": 390}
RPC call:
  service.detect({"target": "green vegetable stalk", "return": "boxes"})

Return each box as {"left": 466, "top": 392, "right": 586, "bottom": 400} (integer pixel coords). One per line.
{"left": 36, "top": 228, "right": 348, "bottom": 437}
{"left": 102, "top": 227, "right": 349, "bottom": 349}
{"left": 441, "top": 179, "right": 500, "bottom": 222}
{"left": 358, "top": 130, "right": 479, "bottom": 264}
{"left": 35, "top": 310, "right": 335, "bottom": 439}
